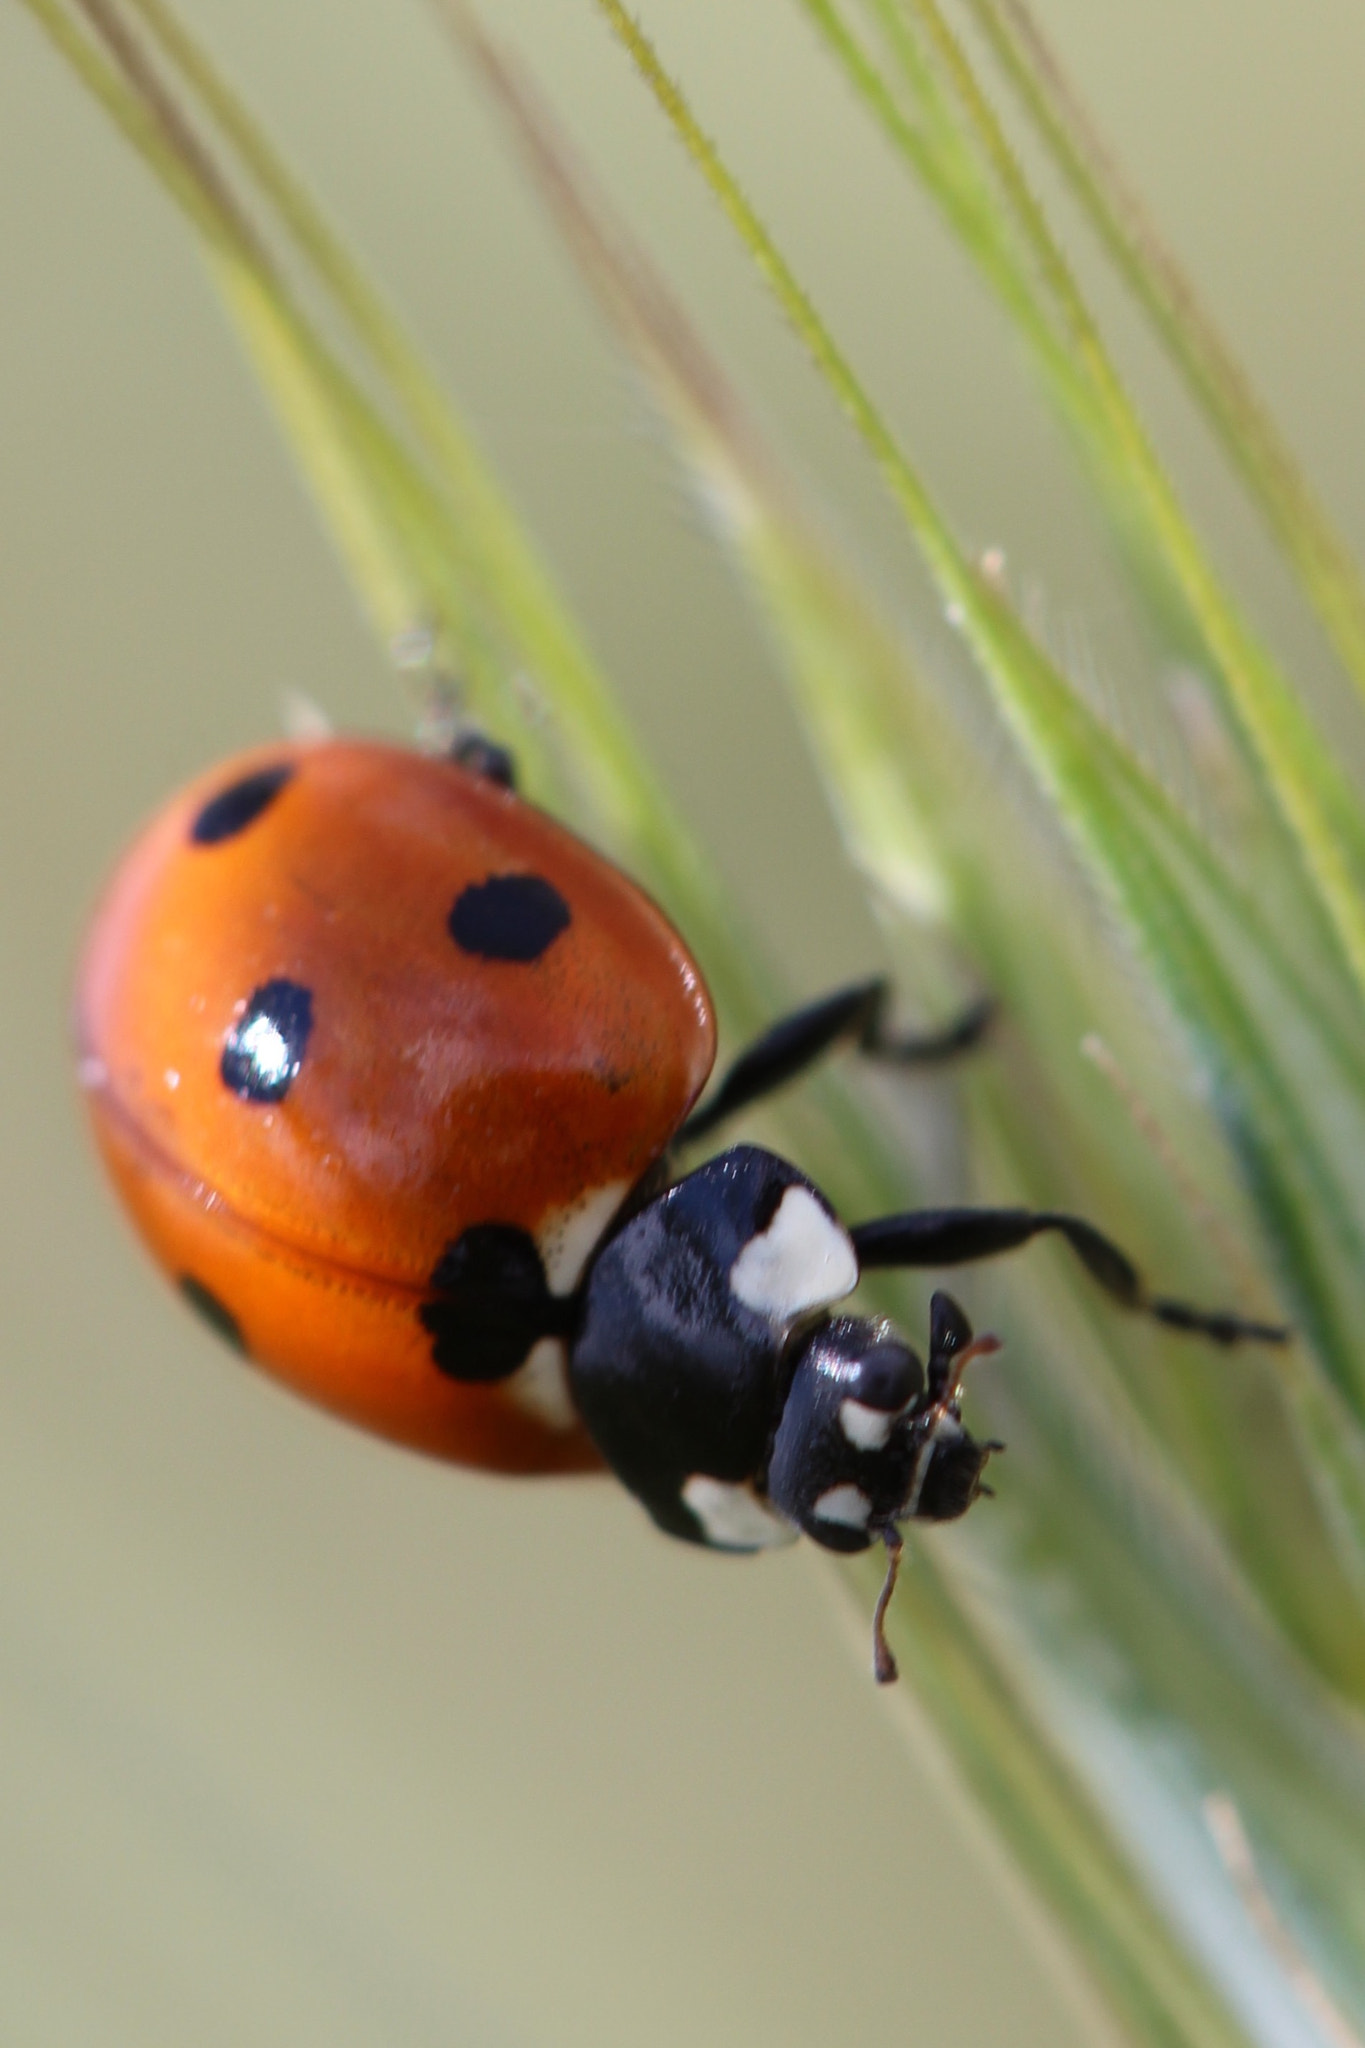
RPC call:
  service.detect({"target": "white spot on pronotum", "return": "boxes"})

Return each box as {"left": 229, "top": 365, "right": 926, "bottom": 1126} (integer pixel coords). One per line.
{"left": 163, "top": 1067, "right": 181, "bottom": 1092}
{"left": 506, "top": 1338, "right": 577, "bottom": 1432}
{"left": 729, "top": 1186, "right": 858, "bottom": 1323}
{"left": 812, "top": 1483, "right": 873, "bottom": 1531}
{"left": 537, "top": 1181, "right": 631, "bottom": 1295}
{"left": 839, "top": 1398, "right": 895, "bottom": 1452}
{"left": 681, "top": 1476, "right": 796, "bottom": 1552}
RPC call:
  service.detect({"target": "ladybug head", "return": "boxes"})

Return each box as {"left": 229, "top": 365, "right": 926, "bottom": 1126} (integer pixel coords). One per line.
{"left": 766, "top": 1290, "right": 1000, "bottom": 1549}
{"left": 765, "top": 1291, "right": 1000, "bottom": 1682}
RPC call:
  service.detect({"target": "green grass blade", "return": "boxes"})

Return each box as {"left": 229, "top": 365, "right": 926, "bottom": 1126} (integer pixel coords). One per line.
{"left": 868, "top": 1540, "right": 1265, "bottom": 2048}
{"left": 19, "top": 0, "right": 257, "bottom": 258}
{"left": 115, "top": 0, "right": 722, "bottom": 918}
{"left": 16, "top": 5, "right": 495, "bottom": 679}
{"left": 442, "top": 0, "right": 964, "bottom": 940}
{"left": 787, "top": 0, "right": 1365, "bottom": 1008}
{"left": 28, "top": 0, "right": 770, "bottom": 1020}
{"left": 880, "top": 1470, "right": 1365, "bottom": 2048}
{"left": 966, "top": 0, "right": 1365, "bottom": 717}
{"left": 793, "top": 0, "right": 1083, "bottom": 409}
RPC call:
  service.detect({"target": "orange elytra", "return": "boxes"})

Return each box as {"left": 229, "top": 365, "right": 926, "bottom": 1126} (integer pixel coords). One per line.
{"left": 76, "top": 737, "right": 715, "bottom": 1474}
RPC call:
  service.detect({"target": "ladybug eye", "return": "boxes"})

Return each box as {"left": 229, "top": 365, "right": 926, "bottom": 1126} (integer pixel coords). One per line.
{"left": 448, "top": 873, "right": 570, "bottom": 962}
{"left": 221, "top": 979, "right": 314, "bottom": 1103}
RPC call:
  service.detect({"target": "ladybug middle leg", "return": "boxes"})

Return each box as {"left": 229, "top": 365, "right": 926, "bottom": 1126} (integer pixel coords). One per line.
{"left": 851, "top": 1206, "right": 1289, "bottom": 1345}
{"left": 679, "top": 978, "right": 992, "bottom": 1143}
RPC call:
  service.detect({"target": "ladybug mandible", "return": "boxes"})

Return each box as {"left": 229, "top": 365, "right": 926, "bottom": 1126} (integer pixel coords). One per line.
{"left": 75, "top": 736, "right": 1286, "bottom": 1680}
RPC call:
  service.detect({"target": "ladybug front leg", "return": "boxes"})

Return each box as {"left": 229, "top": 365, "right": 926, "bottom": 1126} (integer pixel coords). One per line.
{"left": 680, "top": 979, "right": 992, "bottom": 1143}
{"left": 851, "top": 1206, "right": 1288, "bottom": 1346}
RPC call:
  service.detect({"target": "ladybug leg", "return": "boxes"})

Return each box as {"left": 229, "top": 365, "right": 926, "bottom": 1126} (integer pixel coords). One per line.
{"left": 680, "top": 979, "right": 991, "bottom": 1143}
{"left": 450, "top": 730, "right": 518, "bottom": 790}
{"left": 870, "top": 1527, "right": 904, "bottom": 1685}
{"left": 851, "top": 1207, "right": 1289, "bottom": 1346}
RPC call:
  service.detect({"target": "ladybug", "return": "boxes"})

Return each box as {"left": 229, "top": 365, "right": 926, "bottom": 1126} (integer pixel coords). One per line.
{"left": 75, "top": 735, "right": 1286, "bottom": 1679}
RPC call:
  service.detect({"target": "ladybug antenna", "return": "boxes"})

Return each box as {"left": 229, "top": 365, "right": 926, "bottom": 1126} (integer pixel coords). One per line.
{"left": 871, "top": 1527, "right": 904, "bottom": 1685}
{"left": 866, "top": 1295, "right": 1006, "bottom": 1675}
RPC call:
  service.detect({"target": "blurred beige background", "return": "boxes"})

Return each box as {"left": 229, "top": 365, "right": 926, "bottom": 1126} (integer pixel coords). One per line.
{"left": 2, "top": 3, "right": 1363, "bottom": 2043}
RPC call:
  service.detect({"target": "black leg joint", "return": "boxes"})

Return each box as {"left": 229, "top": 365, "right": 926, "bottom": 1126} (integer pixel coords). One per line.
{"left": 680, "top": 980, "right": 991, "bottom": 1146}
{"left": 864, "top": 991, "right": 996, "bottom": 1064}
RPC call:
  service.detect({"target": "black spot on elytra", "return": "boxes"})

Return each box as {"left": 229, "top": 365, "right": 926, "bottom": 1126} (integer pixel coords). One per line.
{"left": 179, "top": 1274, "right": 247, "bottom": 1354}
{"left": 191, "top": 762, "right": 294, "bottom": 845}
{"left": 220, "top": 978, "right": 313, "bottom": 1103}
{"left": 448, "top": 873, "right": 570, "bottom": 963}
{"left": 420, "top": 1224, "right": 573, "bottom": 1381}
